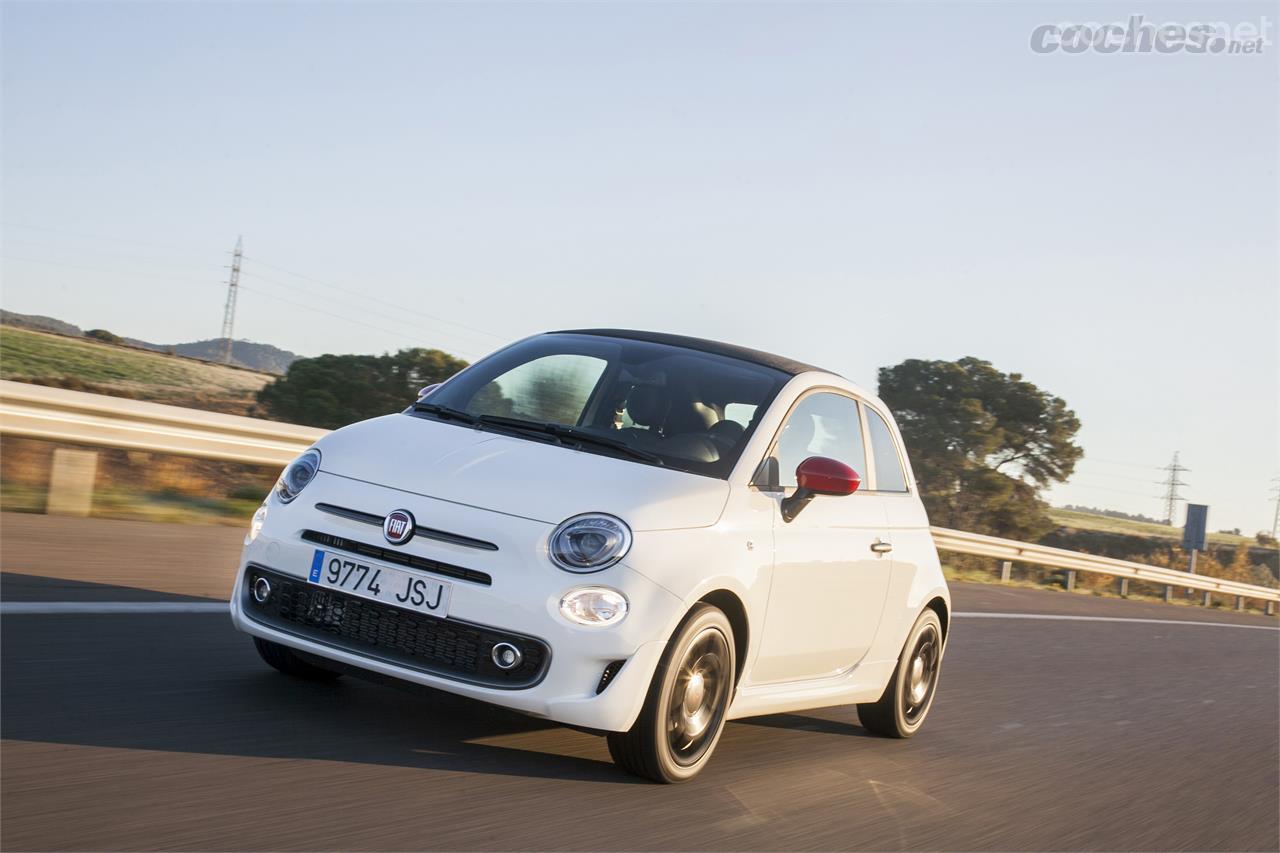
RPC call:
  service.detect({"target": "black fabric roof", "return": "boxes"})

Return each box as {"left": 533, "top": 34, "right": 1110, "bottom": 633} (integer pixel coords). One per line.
{"left": 552, "top": 328, "right": 832, "bottom": 377}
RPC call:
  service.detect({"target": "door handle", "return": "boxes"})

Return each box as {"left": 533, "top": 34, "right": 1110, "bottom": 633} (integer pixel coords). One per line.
{"left": 870, "top": 540, "right": 893, "bottom": 554}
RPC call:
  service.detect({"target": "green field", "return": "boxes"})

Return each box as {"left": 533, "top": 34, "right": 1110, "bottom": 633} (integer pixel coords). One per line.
{"left": 0, "top": 326, "right": 272, "bottom": 414}
{"left": 1048, "top": 507, "right": 1254, "bottom": 547}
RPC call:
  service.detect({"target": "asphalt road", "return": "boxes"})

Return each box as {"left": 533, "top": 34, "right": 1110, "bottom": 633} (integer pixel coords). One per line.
{"left": 2, "top": 513, "right": 1277, "bottom": 851}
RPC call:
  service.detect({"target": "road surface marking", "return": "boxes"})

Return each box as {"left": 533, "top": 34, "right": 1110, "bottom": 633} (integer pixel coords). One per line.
{"left": 0, "top": 601, "right": 1275, "bottom": 630}
{"left": 1, "top": 601, "right": 228, "bottom": 614}
{"left": 954, "top": 612, "right": 1278, "bottom": 631}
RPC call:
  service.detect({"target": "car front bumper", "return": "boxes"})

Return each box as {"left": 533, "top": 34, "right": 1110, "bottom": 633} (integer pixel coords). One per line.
{"left": 229, "top": 472, "right": 683, "bottom": 733}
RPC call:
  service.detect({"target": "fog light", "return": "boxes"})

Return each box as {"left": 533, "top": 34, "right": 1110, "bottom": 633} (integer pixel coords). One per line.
{"left": 252, "top": 576, "right": 272, "bottom": 604}
{"left": 559, "top": 587, "right": 628, "bottom": 626}
{"left": 491, "top": 642, "right": 522, "bottom": 670}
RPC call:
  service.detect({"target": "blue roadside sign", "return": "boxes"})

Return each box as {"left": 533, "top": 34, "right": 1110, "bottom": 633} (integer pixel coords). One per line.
{"left": 1183, "top": 504, "right": 1208, "bottom": 552}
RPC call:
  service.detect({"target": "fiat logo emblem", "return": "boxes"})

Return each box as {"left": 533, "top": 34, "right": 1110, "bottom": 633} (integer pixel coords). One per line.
{"left": 383, "top": 509, "right": 415, "bottom": 545}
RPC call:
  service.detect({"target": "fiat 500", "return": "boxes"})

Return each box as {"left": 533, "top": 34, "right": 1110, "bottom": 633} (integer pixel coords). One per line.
{"left": 231, "top": 329, "right": 949, "bottom": 782}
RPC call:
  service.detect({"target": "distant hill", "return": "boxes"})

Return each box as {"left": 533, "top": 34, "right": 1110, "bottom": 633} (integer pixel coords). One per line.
{"left": 0, "top": 310, "right": 82, "bottom": 338}
{"left": 1058, "top": 504, "right": 1162, "bottom": 525}
{"left": 126, "top": 337, "right": 297, "bottom": 375}
{"left": 1048, "top": 506, "right": 1253, "bottom": 548}
{"left": 1, "top": 310, "right": 297, "bottom": 374}
{"left": 0, "top": 325, "right": 274, "bottom": 415}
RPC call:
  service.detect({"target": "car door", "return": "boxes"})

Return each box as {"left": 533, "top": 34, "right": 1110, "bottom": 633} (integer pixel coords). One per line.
{"left": 751, "top": 391, "right": 894, "bottom": 684}
{"left": 863, "top": 403, "right": 935, "bottom": 578}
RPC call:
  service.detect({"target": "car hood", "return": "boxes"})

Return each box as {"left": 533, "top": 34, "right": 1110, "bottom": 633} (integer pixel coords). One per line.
{"left": 312, "top": 413, "right": 731, "bottom": 531}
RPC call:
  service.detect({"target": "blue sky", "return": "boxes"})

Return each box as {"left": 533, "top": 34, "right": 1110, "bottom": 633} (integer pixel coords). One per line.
{"left": 2, "top": 1, "right": 1276, "bottom": 533}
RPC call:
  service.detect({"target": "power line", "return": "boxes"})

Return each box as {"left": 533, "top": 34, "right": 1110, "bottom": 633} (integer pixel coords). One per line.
{"left": 1, "top": 238, "right": 220, "bottom": 270}
{"left": 1071, "top": 466, "right": 1160, "bottom": 484}
{"left": 4, "top": 223, "right": 507, "bottom": 359}
{"left": 237, "top": 268, "right": 489, "bottom": 357}
{"left": 1, "top": 254, "right": 217, "bottom": 285}
{"left": 1159, "top": 451, "right": 1190, "bottom": 525}
{"left": 4, "top": 251, "right": 486, "bottom": 360}
{"left": 1, "top": 221, "right": 209, "bottom": 254}
{"left": 1269, "top": 478, "right": 1279, "bottom": 539}
{"left": 240, "top": 254, "right": 508, "bottom": 344}
{"left": 235, "top": 283, "right": 480, "bottom": 358}
{"left": 1083, "top": 457, "right": 1163, "bottom": 469}
{"left": 1059, "top": 482, "right": 1160, "bottom": 498}
{"left": 4, "top": 221, "right": 512, "bottom": 347}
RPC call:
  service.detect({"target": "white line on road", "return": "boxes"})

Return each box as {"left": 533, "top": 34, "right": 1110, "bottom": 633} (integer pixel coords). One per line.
{"left": 953, "top": 612, "right": 1279, "bottom": 631}
{"left": 1, "top": 601, "right": 228, "bottom": 614}
{"left": 1, "top": 602, "right": 1275, "bottom": 630}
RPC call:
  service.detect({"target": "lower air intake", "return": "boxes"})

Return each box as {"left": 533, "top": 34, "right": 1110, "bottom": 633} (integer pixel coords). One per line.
{"left": 243, "top": 566, "right": 549, "bottom": 689}
{"left": 596, "top": 660, "right": 626, "bottom": 694}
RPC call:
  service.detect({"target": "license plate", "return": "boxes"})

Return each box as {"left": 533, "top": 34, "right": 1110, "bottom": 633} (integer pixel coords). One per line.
{"left": 308, "top": 550, "right": 452, "bottom": 618}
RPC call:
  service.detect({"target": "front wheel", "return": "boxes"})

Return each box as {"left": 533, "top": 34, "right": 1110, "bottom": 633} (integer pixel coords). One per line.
{"left": 857, "top": 608, "right": 943, "bottom": 738}
{"left": 607, "top": 604, "right": 736, "bottom": 783}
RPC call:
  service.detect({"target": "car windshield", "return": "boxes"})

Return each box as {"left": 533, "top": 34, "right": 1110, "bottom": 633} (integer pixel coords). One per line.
{"left": 409, "top": 333, "right": 791, "bottom": 478}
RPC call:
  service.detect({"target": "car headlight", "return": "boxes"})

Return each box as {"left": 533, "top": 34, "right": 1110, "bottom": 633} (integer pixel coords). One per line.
{"left": 559, "top": 587, "right": 629, "bottom": 626}
{"left": 245, "top": 502, "right": 268, "bottom": 545}
{"left": 548, "top": 513, "right": 632, "bottom": 572}
{"left": 275, "top": 448, "right": 321, "bottom": 504}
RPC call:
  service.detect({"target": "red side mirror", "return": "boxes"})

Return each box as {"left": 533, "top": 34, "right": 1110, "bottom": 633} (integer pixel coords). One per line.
{"left": 796, "top": 456, "right": 861, "bottom": 496}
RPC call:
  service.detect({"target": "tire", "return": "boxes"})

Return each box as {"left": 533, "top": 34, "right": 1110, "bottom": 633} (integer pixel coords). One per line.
{"left": 857, "top": 608, "right": 943, "bottom": 738}
{"left": 607, "top": 604, "right": 736, "bottom": 783}
{"left": 253, "top": 637, "right": 343, "bottom": 681}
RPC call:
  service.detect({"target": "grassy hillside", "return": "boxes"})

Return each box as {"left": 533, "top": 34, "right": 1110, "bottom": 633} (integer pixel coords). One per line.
{"left": 1048, "top": 507, "right": 1253, "bottom": 547}
{"left": 2, "top": 309, "right": 297, "bottom": 372}
{"left": 0, "top": 326, "right": 272, "bottom": 415}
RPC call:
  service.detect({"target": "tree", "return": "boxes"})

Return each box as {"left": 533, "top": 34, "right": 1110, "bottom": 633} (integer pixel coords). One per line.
{"left": 877, "top": 357, "right": 1082, "bottom": 540}
{"left": 257, "top": 348, "right": 468, "bottom": 429}
{"left": 85, "top": 329, "right": 125, "bottom": 345}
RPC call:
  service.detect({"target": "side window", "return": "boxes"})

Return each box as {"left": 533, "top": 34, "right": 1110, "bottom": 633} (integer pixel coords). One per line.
{"left": 865, "top": 407, "right": 909, "bottom": 492}
{"left": 724, "top": 402, "right": 757, "bottom": 428}
{"left": 468, "top": 354, "right": 606, "bottom": 425}
{"left": 773, "top": 393, "right": 867, "bottom": 489}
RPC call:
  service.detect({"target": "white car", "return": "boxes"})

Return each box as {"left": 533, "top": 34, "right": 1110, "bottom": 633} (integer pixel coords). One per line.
{"left": 231, "top": 329, "right": 950, "bottom": 782}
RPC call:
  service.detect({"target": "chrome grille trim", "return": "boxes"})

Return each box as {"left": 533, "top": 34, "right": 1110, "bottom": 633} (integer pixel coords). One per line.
{"left": 314, "top": 502, "right": 499, "bottom": 551}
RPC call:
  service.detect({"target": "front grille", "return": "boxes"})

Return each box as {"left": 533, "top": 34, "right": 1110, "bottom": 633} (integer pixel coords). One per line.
{"left": 314, "top": 503, "right": 499, "bottom": 552}
{"left": 244, "top": 566, "right": 549, "bottom": 688}
{"left": 301, "top": 530, "right": 492, "bottom": 586}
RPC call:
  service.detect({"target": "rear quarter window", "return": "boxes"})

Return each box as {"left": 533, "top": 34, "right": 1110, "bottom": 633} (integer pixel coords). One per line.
{"left": 723, "top": 403, "right": 757, "bottom": 428}
{"left": 865, "top": 407, "right": 909, "bottom": 493}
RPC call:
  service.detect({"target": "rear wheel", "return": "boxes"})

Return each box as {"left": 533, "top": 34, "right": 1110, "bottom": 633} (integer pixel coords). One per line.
{"left": 857, "top": 608, "right": 943, "bottom": 738}
{"left": 607, "top": 604, "right": 735, "bottom": 783}
{"left": 253, "top": 637, "right": 342, "bottom": 681}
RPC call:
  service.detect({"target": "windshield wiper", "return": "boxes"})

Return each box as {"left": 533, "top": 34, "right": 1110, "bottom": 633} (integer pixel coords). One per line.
{"left": 412, "top": 406, "right": 665, "bottom": 466}
{"left": 410, "top": 402, "right": 480, "bottom": 425}
{"left": 476, "top": 416, "right": 666, "bottom": 466}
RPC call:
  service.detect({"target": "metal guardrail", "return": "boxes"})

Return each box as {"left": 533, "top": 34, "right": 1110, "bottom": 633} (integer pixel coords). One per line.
{"left": 2, "top": 379, "right": 1277, "bottom": 605}
{"left": 0, "top": 380, "right": 324, "bottom": 466}
{"left": 932, "top": 526, "right": 1279, "bottom": 603}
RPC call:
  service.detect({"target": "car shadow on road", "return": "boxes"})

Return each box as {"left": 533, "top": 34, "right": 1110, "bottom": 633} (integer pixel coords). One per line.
{"left": 736, "top": 712, "right": 879, "bottom": 738}
{"left": 1, "top": 575, "right": 644, "bottom": 785}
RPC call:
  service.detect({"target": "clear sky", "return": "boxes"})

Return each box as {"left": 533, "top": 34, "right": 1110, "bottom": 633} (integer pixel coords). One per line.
{"left": 2, "top": 1, "right": 1276, "bottom": 534}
